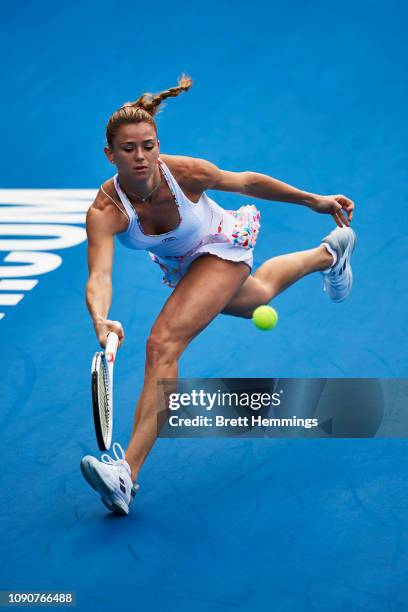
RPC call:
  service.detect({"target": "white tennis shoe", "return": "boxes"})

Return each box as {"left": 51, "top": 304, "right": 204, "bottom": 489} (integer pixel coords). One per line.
{"left": 80, "top": 442, "right": 139, "bottom": 515}
{"left": 321, "top": 226, "right": 357, "bottom": 302}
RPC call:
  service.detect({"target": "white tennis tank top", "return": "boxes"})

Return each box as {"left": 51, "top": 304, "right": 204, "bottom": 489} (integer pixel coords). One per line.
{"left": 115, "top": 159, "right": 232, "bottom": 258}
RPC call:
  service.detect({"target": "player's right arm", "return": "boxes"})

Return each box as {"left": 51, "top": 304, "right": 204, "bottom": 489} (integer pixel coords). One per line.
{"left": 85, "top": 205, "right": 125, "bottom": 348}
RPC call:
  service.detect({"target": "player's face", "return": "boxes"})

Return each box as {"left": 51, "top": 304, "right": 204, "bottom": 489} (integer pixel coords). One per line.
{"left": 105, "top": 122, "right": 160, "bottom": 182}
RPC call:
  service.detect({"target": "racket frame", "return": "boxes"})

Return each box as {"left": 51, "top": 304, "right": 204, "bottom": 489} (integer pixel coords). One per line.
{"left": 91, "top": 332, "right": 119, "bottom": 450}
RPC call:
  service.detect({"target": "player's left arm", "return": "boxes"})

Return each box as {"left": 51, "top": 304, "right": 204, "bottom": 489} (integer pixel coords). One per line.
{"left": 184, "top": 156, "right": 355, "bottom": 228}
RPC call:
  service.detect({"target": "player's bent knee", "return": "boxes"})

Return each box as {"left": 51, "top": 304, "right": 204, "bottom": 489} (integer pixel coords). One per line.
{"left": 256, "top": 281, "right": 272, "bottom": 304}
{"left": 222, "top": 278, "right": 271, "bottom": 319}
{"left": 145, "top": 331, "right": 185, "bottom": 368}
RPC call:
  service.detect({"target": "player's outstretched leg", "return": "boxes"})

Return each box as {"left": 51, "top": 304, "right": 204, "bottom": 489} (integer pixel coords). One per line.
{"left": 222, "top": 226, "right": 356, "bottom": 317}
{"left": 81, "top": 256, "right": 249, "bottom": 516}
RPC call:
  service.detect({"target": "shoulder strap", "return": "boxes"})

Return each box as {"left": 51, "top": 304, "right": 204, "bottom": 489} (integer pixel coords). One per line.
{"left": 158, "top": 159, "right": 181, "bottom": 206}
{"left": 100, "top": 184, "right": 129, "bottom": 221}
{"left": 112, "top": 175, "right": 137, "bottom": 222}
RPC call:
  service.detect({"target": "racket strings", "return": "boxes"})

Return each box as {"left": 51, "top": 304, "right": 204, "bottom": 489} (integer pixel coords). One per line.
{"left": 98, "top": 359, "right": 111, "bottom": 433}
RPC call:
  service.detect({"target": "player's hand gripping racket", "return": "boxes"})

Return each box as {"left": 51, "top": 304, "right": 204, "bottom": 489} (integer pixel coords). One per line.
{"left": 91, "top": 331, "right": 119, "bottom": 450}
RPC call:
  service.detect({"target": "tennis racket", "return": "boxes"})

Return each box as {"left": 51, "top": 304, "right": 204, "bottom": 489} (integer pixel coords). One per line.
{"left": 91, "top": 331, "right": 119, "bottom": 450}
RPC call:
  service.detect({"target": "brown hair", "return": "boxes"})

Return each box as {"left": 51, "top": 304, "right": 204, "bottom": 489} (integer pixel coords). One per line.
{"left": 106, "top": 74, "right": 192, "bottom": 149}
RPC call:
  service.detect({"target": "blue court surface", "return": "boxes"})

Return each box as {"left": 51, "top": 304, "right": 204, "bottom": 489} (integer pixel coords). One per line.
{"left": 1, "top": 1, "right": 408, "bottom": 610}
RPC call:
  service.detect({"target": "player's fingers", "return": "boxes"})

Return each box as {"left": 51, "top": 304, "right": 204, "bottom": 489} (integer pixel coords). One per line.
{"left": 116, "top": 325, "right": 125, "bottom": 347}
{"left": 337, "top": 208, "right": 350, "bottom": 227}
{"left": 336, "top": 214, "right": 344, "bottom": 227}
{"left": 116, "top": 329, "right": 125, "bottom": 347}
{"left": 106, "top": 321, "right": 124, "bottom": 347}
{"left": 336, "top": 195, "right": 355, "bottom": 221}
{"left": 332, "top": 212, "right": 342, "bottom": 228}
{"left": 110, "top": 320, "right": 124, "bottom": 335}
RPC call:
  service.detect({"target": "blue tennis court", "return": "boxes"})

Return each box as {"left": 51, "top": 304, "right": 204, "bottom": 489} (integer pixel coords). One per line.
{"left": 1, "top": 1, "right": 407, "bottom": 610}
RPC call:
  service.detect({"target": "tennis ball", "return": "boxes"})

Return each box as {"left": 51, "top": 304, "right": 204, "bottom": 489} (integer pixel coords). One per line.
{"left": 252, "top": 305, "right": 278, "bottom": 331}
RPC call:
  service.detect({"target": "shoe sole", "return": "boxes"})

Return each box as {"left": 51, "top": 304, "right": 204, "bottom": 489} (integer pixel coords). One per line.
{"left": 338, "top": 228, "right": 356, "bottom": 269}
{"left": 80, "top": 459, "right": 129, "bottom": 515}
{"left": 323, "top": 229, "right": 356, "bottom": 302}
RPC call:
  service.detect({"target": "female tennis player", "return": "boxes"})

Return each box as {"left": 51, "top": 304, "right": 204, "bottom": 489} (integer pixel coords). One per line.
{"left": 81, "top": 75, "right": 356, "bottom": 515}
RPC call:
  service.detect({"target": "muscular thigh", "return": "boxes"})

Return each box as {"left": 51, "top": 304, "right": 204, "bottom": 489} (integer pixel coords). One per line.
{"left": 151, "top": 255, "right": 250, "bottom": 347}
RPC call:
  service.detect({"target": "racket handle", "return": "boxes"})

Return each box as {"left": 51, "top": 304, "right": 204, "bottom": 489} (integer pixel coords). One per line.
{"left": 105, "top": 331, "right": 119, "bottom": 363}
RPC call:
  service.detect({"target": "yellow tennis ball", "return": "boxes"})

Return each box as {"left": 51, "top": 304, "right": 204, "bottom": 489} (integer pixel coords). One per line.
{"left": 252, "top": 305, "right": 278, "bottom": 331}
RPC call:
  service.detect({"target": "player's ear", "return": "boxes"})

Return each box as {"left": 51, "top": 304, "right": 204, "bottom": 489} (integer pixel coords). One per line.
{"left": 104, "top": 146, "right": 114, "bottom": 164}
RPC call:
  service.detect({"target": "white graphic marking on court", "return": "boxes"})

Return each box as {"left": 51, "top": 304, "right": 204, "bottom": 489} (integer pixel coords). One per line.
{"left": 0, "top": 189, "right": 96, "bottom": 321}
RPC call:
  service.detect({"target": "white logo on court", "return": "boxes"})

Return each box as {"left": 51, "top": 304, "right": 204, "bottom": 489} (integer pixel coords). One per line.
{"left": 0, "top": 189, "right": 96, "bottom": 321}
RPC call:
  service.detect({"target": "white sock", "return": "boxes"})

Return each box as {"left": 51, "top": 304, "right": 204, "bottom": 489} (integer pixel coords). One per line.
{"left": 322, "top": 242, "right": 337, "bottom": 269}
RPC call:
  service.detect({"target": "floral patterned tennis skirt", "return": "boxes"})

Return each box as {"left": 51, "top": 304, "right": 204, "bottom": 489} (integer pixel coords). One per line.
{"left": 148, "top": 204, "right": 261, "bottom": 288}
